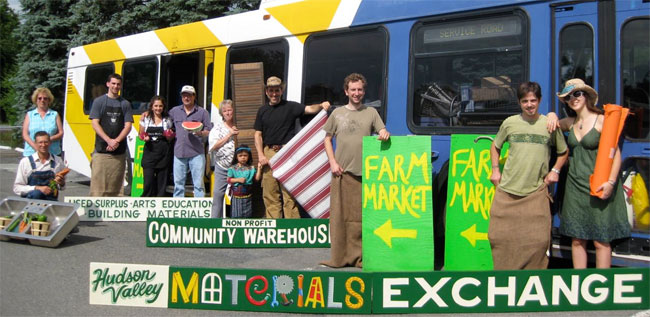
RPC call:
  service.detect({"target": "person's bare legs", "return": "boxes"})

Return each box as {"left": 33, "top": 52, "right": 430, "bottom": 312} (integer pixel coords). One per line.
{"left": 594, "top": 240, "right": 612, "bottom": 268}
{"left": 571, "top": 238, "right": 588, "bottom": 268}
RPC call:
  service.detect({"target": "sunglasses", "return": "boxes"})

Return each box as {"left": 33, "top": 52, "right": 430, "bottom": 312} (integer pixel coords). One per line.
{"left": 563, "top": 90, "right": 585, "bottom": 101}
{"left": 37, "top": 97, "right": 49, "bottom": 101}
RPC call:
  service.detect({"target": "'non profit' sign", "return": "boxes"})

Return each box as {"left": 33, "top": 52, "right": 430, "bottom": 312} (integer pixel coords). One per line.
{"left": 147, "top": 218, "right": 330, "bottom": 248}
{"left": 64, "top": 197, "right": 213, "bottom": 221}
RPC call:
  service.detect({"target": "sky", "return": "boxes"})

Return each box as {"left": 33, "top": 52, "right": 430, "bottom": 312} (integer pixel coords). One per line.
{"left": 8, "top": 0, "right": 21, "bottom": 13}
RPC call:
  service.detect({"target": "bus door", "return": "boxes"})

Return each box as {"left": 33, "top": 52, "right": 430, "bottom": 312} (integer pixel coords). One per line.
{"left": 617, "top": 1, "right": 650, "bottom": 252}
{"left": 617, "top": 2, "right": 650, "bottom": 155}
{"left": 552, "top": 1, "right": 598, "bottom": 115}
{"left": 161, "top": 50, "right": 214, "bottom": 110}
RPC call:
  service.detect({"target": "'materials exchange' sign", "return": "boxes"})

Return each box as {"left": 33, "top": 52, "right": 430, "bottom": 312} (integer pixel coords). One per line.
{"left": 64, "top": 197, "right": 212, "bottom": 221}
{"left": 147, "top": 218, "right": 330, "bottom": 248}
{"left": 89, "top": 263, "right": 649, "bottom": 313}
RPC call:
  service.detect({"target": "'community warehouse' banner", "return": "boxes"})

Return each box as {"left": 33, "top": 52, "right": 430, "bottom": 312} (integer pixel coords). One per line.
{"left": 147, "top": 218, "right": 330, "bottom": 248}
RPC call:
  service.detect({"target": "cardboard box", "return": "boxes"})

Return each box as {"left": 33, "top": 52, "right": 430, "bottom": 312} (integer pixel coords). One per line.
{"left": 481, "top": 76, "right": 512, "bottom": 88}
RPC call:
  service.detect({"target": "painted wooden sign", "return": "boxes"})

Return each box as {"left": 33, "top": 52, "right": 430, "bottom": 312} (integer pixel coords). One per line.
{"left": 168, "top": 267, "right": 371, "bottom": 313}
{"left": 131, "top": 137, "right": 145, "bottom": 197}
{"left": 89, "top": 262, "right": 168, "bottom": 307}
{"left": 362, "top": 136, "right": 434, "bottom": 272}
{"left": 444, "top": 134, "right": 508, "bottom": 270}
{"left": 64, "top": 196, "right": 213, "bottom": 221}
{"left": 88, "top": 263, "right": 650, "bottom": 313}
{"left": 147, "top": 218, "right": 330, "bottom": 248}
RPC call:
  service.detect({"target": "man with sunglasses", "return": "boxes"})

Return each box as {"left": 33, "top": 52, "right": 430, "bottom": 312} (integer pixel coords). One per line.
{"left": 488, "top": 81, "right": 568, "bottom": 270}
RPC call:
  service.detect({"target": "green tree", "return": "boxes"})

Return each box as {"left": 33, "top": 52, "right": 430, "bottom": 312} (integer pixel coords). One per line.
{"left": 10, "top": 0, "right": 75, "bottom": 119}
{"left": 0, "top": 0, "right": 20, "bottom": 123}
{"left": 69, "top": 0, "right": 260, "bottom": 47}
{"left": 9, "top": 0, "right": 260, "bottom": 125}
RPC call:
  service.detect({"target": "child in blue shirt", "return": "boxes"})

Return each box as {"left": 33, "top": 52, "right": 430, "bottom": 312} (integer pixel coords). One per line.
{"left": 227, "top": 145, "right": 262, "bottom": 218}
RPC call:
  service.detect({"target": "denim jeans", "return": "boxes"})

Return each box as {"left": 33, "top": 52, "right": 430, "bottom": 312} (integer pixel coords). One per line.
{"left": 23, "top": 190, "right": 58, "bottom": 201}
{"left": 173, "top": 155, "right": 205, "bottom": 197}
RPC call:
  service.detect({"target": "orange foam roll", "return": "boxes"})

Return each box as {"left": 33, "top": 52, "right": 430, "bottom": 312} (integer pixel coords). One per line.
{"left": 589, "top": 104, "right": 629, "bottom": 198}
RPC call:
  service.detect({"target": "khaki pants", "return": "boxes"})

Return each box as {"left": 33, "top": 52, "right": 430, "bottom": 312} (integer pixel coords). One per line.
{"left": 90, "top": 152, "right": 126, "bottom": 197}
{"left": 262, "top": 146, "right": 299, "bottom": 219}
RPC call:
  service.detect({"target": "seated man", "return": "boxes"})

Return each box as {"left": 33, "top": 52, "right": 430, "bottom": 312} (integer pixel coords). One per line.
{"left": 14, "top": 131, "right": 66, "bottom": 200}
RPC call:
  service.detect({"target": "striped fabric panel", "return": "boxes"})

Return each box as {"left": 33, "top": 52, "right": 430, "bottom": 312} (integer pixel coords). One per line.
{"left": 269, "top": 111, "right": 331, "bottom": 219}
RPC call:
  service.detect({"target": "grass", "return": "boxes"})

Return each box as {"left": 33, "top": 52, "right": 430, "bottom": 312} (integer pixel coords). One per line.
{"left": 0, "top": 127, "right": 22, "bottom": 148}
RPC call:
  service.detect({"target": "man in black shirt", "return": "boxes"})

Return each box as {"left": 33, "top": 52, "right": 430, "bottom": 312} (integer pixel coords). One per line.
{"left": 89, "top": 73, "right": 133, "bottom": 196}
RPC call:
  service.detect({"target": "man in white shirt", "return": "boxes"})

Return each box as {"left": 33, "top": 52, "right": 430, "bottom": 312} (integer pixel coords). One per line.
{"left": 14, "top": 131, "right": 66, "bottom": 200}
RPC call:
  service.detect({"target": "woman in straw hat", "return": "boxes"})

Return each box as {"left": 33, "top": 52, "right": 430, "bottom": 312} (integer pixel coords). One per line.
{"left": 554, "top": 78, "right": 630, "bottom": 268}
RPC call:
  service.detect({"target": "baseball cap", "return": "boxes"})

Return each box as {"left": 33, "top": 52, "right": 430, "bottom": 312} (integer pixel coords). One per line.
{"left": 180, "top": 85, "right": 196, "bottom": 95}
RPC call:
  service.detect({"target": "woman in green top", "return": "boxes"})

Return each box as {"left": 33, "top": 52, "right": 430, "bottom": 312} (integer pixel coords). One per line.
{"left": 556, "top": 78, "right": 630, "bottom": 268}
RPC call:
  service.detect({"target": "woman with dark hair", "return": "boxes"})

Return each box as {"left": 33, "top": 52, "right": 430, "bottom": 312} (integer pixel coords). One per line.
{"left": 138, "top": 96, "right": 174, "bottom": 197}
{"left": 555, "top": 78, "right": 630, "bottom": 268}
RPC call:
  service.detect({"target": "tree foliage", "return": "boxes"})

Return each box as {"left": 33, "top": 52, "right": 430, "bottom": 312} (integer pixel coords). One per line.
{"left": 0, "top": 0, "right": 20, "bottom": 123}
{"left": 9, "top": 0, "right": 76, "bottom": 120}
{"left": 6, "top": 0, "right": 260, "bottom": 125}
{"left": 69, "top": 0, "right": 259, "bottom": 46}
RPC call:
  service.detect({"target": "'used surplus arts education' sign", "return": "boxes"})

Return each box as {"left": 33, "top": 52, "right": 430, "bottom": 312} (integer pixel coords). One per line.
{"left": 64, "top": 197, "right": 213, "bottom": 221}
{"left": 147, "top": 218, "right": 330, "bottom": 248}
{"left": 89, "top": 263, "right": 649, "bottom": 313}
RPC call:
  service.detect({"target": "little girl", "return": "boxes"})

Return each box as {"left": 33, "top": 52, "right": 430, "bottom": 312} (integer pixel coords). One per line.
{"left": 227, "top": 145, "right": 262, "bottom": 218}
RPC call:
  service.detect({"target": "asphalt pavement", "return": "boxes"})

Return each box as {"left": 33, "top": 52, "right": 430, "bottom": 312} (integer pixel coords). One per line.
{"left": 0, "top": 147, "right": 647, "bottom": 316}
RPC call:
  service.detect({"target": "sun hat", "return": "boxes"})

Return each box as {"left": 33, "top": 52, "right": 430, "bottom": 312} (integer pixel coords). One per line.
{"left": 557, "top": 78, "right": 598, "bottom": 105}
{"left": 180, "top": 85, "right": 196, "bottom": 95}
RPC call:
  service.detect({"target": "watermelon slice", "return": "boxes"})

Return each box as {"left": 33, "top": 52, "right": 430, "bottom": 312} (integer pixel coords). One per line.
{"left": 182, "top": 121, "right": 203, "bottom": 132}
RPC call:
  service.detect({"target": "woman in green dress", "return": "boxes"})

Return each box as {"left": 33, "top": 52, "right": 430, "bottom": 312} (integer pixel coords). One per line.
{"left": 555, "top": 78, "right": 630, "bottom": 268}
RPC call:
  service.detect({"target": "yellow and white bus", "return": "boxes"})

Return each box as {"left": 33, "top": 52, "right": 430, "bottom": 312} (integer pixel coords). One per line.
{"left": 63, "top": 0, "right": 649, "bottom": 266}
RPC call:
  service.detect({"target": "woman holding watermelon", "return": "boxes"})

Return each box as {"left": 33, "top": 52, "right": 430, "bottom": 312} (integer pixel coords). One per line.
{"left": 138, "top": 96, "right": 175, "bottom": 197}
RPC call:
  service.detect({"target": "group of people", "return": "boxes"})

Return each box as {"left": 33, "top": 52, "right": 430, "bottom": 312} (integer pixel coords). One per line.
{"left": 13, "top": 88, "right": 66, "bottom": 201}
{"left": 88, "top": 74, "right": 214, "bottom": 200}
{"left": 488, "top": 79, "right": 629, "bottom": 270}
{"left": 12, "top": 71, "right": 628, "bottom": 270}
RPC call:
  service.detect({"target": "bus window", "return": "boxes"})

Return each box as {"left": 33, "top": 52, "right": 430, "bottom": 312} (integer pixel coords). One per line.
{"left": 226, "top": 40, "right": 288, "bottom": 99}
{"left": 122, "top": 57, "right": 158, "bottom": 114}
{"left": 303, "top": 28, "right": 387, "bottom": 119}
{"left": 559, "top": 23, "right": 594, "bottom": 96}
{"left": 621, "top": 18, "right": 649, "bottom": 140}
{"left": 161, "top": 52, "right": 200, "bottom": 109}
{"left": 83, "top": 63, "right": 114, "bottom": 114}
{"left": 410, "top": 12, "right": 527, "bottom": 132}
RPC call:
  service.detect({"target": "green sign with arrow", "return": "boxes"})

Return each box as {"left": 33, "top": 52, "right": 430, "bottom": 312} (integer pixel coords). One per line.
{"left": 444, "top": 134, "right": 508, "bottom": 270}
{"left": 362, "top": 136, "right": 433, "bottom": 272}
